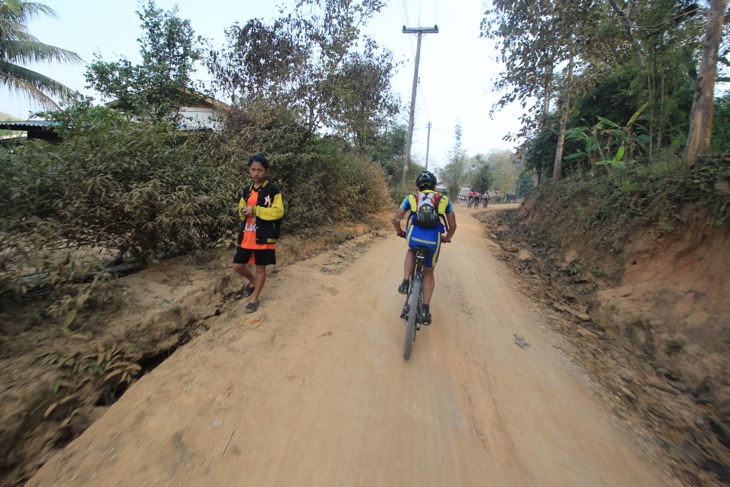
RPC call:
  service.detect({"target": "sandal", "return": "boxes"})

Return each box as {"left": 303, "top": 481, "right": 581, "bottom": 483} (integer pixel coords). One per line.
{"left": 241, "top": 284, "right": 255, "bottom": 298}
{"left": 244, "top": 302, "right": 260, "bottom": 314}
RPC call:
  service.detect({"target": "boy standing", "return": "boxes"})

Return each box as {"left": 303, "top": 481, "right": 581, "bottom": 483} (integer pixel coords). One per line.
{"left": 233, "top": 154, "right": 284, "bottom": 313}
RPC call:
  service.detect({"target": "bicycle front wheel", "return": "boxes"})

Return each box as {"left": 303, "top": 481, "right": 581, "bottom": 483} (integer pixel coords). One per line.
{"left": 403, "top": 276, "right": 421, "bottom": 360}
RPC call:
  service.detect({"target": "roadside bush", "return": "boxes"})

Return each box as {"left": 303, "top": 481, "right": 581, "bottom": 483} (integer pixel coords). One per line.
{"left": 214, "top": 104, "right": 391, "bottom": 235}
{"left": 525, "top": 153, "right": 730, "bottom": 258}
{"left": 0, "top": 109, "right": 236, "bottom": 309}
{"left": 2, "top": 114, "right": 235, "bottom": 262}
{"left": 271, "top": 138, "right": 391, "bottom": 235}
{"left": 0, "top": 102, "right": 394, "bottom": 311}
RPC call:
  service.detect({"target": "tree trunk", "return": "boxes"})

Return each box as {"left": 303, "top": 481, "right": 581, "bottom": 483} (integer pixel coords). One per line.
{"left": 553, "top": 44, "right": 574, "bottom": 181}
{"left": 685, "top": 0, "right": 727, "bottom": 168}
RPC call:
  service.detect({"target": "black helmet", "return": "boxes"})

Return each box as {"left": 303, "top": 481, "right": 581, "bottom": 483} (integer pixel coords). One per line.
{"left": 416, "top": 170, "right": 437, "bottom": 190}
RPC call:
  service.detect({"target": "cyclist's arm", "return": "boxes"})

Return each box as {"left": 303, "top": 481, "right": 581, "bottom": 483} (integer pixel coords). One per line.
{"left": 391, "top": 208, "right": 408, "bottom": 237}
{"left": 442, "top": 213, "right": 457, "bottom": 242}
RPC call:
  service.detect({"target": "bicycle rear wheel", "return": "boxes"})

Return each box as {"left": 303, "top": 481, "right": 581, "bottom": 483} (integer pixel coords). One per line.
{"left": 403, "top": 276, "right": 421, "bottom": 359}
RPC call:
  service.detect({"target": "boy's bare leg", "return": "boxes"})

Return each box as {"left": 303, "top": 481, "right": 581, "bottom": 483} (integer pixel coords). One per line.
{"left": 250, "top": 265, "right": 267, "bottom": 303}
{"left": 233, "top": 263, "right": 255, "bottom": 287}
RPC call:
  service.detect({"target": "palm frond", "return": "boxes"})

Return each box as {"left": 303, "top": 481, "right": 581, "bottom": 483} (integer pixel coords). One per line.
{"left": 0, "top": 1, "right": 82, "bottom": 105}
{"left": 0, "top": 61, "right": 79, "bottom": 109}
{"left": 3, "top": 39, "right": 84, "bottom": 64}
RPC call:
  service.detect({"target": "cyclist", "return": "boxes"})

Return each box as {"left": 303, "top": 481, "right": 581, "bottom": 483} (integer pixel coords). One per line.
{"left": 391, "top": 171, "right": 457, "bottom": 325}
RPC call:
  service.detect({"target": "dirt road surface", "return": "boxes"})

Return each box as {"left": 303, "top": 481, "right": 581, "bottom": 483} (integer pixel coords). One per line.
{"left": 28, "top": 208, "right": 672, "bottom": 486}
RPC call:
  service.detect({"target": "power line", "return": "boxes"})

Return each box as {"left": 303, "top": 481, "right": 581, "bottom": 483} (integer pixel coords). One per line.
{"left": 401, "top": 0, "right": 411, "bottom": 28}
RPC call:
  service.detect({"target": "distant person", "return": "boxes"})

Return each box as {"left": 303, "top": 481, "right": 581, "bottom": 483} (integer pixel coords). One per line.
{"left": 391, "top": 171, "right": 457, "bottom": 325}
{"left": 483, "top": 191, "right": 490, "bottom": 208}
{"left": 233, "top": 154, "right": 285, "bottom": 313}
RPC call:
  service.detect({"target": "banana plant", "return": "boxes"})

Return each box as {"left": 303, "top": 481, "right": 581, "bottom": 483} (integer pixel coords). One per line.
{"left": 565, "top": 102, "right": 650, "bottom": 172}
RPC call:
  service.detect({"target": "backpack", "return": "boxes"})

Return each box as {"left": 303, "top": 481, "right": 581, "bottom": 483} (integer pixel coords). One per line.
{"left": 410, "top": 191, "right": 445, "bottom": 228}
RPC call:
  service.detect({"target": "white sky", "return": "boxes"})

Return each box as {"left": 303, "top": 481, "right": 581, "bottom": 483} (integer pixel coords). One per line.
{"left": 1, "top": 0, "right": 525, "bottom": 170}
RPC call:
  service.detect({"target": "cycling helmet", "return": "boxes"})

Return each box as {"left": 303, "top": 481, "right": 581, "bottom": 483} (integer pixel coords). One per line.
{"left": 415, "top": 170, "right": 437, "bottom": 190}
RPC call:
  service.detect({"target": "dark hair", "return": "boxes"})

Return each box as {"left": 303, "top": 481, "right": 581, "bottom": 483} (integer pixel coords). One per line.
{"left": 248, "top": 153, "right": 270, "bottom": 169}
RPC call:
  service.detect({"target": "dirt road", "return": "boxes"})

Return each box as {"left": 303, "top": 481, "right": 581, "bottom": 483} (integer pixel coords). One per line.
{"left": 28, "top": 208, "right": 672, "bottom": 486}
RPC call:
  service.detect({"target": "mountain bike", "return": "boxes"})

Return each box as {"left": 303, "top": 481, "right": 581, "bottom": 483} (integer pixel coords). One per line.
{"left": 400, "top": 246, "right": 430, "bottom": 360}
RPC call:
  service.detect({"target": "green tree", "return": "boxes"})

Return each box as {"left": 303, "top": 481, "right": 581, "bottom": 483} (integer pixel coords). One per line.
{"left": 208, "top": 0, "right": 395, "bottom": 137}
{"left": 712, "top": 92, "right": 730, "bottom": 150}
{"left": 85, "top": 0, "right": 206, "bottom": 122}
{"left": 488, "top": 150, "right": 518, "bottom": 201}
{"left": 471, "top": 157, "right": 493, "bottom": 193}
{"left": 368, "top": 121, "right": 407, "bottom": 182}
{"left": 0, "top": 0, "right": 82, "bottom": 109}
{"left": 324, "top": 40, "right": 400, "bottom": 148}
{"left": 480, "top": 0, "right": 560, "bottom": 144}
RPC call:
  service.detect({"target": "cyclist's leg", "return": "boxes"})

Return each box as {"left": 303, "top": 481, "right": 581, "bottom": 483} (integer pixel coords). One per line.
{"left": 420, "top": 267, "right": 434, "bottom": 324}
{"left": 422, "top": 267, "right": 435, "bottom": 304}
{"left": 399, "top": 249, "right": 415, "bottom": 293}
{"left": 420, "top": 233, "right": 440, "bottom": 306}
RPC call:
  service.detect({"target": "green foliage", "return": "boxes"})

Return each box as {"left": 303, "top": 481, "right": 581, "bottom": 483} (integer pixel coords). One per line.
{"left": 37, "top": 342, "right": 143, "bottom": 407}
{"left": 564, "top": 103, "right": 650, "bottom": 172}
{"left": 367, "top": 122, "right": 407, "bottom": 183}
{"left": 0, "top": 105, "right": 235, "bottom": 273}
{"left": 713, "top": 93, "right": 730, "bottom": 151}
{"left": 515, "top": 173, "right": 534, "bottom": 198}
{"left": 527, "top": 154, "right": 730, "bottom": 259}
{"left": 208, "top": 0, "right": 395, "bottom": 136}
{"left": 484, "top": 0, "right": 710, "bottom": 177}
{"left": 272, "top": 137, "right": 391, "bottom": 234}
{"left": 481, "top": 0, "right": 601, "bottom": 139}
{"left": 471, "top": 161, "right": 493, "bottom": 193}
{"left": 324, "top": 41, "right": 401, "bottom": 147}
{"left": 84, "top": 0, "right": 206, "bottom": 122}
{"left": 523, "top": 125, "right": 558, "bottom": 181}
{"left": 1, "top": 92, "right": 394, "bottom": 324}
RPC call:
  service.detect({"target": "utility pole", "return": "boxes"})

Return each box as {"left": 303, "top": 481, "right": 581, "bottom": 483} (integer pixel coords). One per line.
{"left": 402, "top": 25, "right": 438, "bottom": 186}
{"left": 425, "top": 122, "right": 432, "bottom": 170}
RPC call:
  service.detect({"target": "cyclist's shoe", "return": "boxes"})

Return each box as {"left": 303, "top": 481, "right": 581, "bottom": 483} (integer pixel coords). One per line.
{"left": 400, "top": 304, "right": 410, "bottom": 320}
{"left": 398, "top": 279, "right": 410, "bottom": 295}
{"left": 420, "top": 305, "right": 432, "bottom": 325}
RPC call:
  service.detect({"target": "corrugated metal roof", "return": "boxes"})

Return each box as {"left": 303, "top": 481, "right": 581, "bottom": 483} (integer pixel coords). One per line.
{"left": 0, "top": 120, "right": 59, "bottom": 129}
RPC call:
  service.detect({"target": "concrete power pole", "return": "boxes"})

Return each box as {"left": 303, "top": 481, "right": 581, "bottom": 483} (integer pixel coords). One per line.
{"left": 402, "top": 25, "right": 438, "bottom": 186}
{"left": 425, "top": 122, "right": 432, "bottom": 170}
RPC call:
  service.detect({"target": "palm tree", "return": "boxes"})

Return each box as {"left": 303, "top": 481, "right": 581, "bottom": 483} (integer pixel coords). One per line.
{"left": 0, "top": 0, "right": 83, "bottom": 109}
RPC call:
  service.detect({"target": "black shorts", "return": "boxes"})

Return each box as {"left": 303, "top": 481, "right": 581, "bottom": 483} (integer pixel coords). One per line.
{"left": 233, "top": 247, "right": 276, "bottom": 266}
